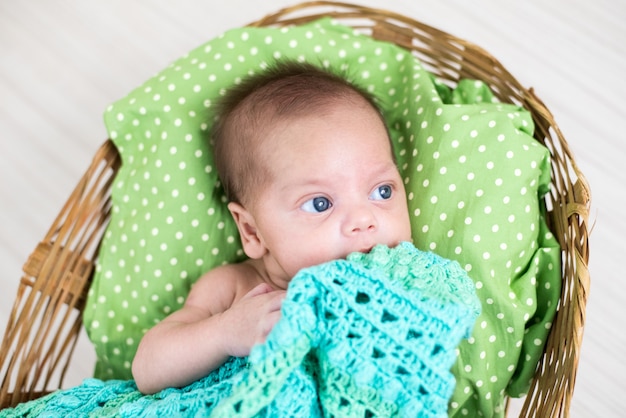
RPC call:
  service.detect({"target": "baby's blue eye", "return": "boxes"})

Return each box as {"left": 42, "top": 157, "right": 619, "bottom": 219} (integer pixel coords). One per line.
{"left": 301, "top": 196, "right": 332, "bottom": 213}
{"left": 371, "top": 185, "right": 393, "bottom": 200}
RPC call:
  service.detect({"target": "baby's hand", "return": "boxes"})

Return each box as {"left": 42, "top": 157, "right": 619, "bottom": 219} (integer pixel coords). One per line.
{"left": 219, "top": 283, "right": 285, "bottom": 357}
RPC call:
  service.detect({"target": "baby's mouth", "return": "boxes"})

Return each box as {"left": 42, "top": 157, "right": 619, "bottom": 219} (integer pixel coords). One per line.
{"left": 357, "top": 245, "right": 374, "bottom": 254}
{"left": 342, "top": 244, "right": 375, "bottom": 259}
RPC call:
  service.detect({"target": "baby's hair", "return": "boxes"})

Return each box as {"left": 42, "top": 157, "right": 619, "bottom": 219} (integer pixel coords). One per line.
{"left": 211, "top": 60, "right": 389, "bottom": 206}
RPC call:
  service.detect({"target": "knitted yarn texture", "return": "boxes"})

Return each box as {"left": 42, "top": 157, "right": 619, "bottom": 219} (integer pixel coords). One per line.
{"left": 1, "top": 242, "right": 480, "bottom": 418}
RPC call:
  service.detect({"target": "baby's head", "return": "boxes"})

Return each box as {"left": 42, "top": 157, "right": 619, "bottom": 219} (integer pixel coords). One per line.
{"left": 211, "top": 61, "right": 389, "bottom": 207}
{"left": 211, "top": 61, "right": 412, "bottom": 280}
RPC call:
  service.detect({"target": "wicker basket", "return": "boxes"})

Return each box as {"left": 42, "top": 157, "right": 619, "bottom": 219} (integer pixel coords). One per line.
{"left": 0, "top": 1, "right": 591, "bottom": 416}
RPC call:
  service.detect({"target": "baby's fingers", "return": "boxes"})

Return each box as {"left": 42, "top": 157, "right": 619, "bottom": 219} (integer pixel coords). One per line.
{"left": 242, "top": 283, "right": 274, "bottom": 299}
{"left": 266, "top": 290, "right": 286, "bottom": 312}
{"left": 258, "top": 310, "right": 283, "bottom": 343}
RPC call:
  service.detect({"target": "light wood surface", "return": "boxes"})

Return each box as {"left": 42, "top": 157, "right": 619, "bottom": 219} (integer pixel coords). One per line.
{"left": 1, "top": 1, "right": 623, "bottom": 415}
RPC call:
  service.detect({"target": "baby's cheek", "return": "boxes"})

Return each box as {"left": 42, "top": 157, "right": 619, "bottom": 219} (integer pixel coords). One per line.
{"left": 398, "top": 206, "right": 413, "bottom": 240}
{"left": 298, "top": 250, "right": 337, "bottom": 272}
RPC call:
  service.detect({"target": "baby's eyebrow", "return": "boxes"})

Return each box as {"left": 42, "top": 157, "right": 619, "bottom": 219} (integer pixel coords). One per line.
{"left": 277, "top": 176, "right": 328, "bottom": 194}
{"left": 278, "top": 160, "right": 399, "bottom": 192}
{"left": 370, "top": 162, "right": 402, "bottom": 180}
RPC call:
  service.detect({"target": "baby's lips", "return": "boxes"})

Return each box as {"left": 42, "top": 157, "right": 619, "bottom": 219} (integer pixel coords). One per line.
{"left": 356, "top": 244, "right": 374, "bottom": 254}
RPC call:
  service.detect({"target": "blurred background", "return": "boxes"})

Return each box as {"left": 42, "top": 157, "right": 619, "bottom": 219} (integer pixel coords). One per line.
{"left": 1, "top": 1, "right": 623, "bottom": 415}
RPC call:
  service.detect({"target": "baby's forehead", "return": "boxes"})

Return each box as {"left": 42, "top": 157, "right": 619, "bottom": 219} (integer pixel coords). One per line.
{"left": 265, "top": 100, "right": 391, "bottom": 148}
{"left": 267, "top": 94, "right": 384, "bottom": 131}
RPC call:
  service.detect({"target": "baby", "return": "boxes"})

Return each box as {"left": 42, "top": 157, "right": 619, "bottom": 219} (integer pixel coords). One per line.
{"left": 132, "top": 61, "right": 412, "bottom": 394}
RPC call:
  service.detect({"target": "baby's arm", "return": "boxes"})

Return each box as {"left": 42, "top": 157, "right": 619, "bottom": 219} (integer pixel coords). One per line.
{"left": 132, "top": 264, "right": 285, "bottom": 394}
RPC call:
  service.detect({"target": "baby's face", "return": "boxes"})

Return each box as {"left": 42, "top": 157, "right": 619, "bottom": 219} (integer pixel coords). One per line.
{"left": 250, "top": 100, "right": 412, "bottom": 281}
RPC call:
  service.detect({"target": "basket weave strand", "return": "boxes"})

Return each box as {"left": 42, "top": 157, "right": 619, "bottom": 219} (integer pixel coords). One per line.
{"left": 0, "top": 2, "right": 590, "bottom": 416}
{"left": 0, "top": 139, "right": 120, "bottom": 408}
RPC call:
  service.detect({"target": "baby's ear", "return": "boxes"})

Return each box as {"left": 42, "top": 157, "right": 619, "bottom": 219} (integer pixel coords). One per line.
{"left": 227, "top": 202, "right": 267, "bottom": 259}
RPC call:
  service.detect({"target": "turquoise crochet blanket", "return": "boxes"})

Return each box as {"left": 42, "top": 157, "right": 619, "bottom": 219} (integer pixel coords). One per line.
{"left": 2, "top": 243, "right": 480, "bottom": 418}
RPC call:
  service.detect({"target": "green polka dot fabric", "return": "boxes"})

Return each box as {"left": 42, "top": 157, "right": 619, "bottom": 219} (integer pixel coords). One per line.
{"left": 84, "top": 17, "right": 561, "bottom": 417}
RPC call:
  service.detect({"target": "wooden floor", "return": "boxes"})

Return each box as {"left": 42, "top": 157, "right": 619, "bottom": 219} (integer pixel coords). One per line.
{"left": 1, "top": 1, "right": 623, "bottom": 416}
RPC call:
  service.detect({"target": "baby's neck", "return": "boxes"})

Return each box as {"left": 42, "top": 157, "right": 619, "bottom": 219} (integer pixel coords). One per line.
{"left": 243, "top": 258, "right": 291, "bottom": 291}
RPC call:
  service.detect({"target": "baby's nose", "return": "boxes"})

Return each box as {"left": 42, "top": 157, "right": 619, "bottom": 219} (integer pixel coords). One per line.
{"left": 342, "top": 206, "right": 377, "bottom": 236}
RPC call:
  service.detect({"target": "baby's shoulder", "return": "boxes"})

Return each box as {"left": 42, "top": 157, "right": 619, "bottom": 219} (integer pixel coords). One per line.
{"left": 192, "top": 261, "right": 263, "bottom": 300}
{"left": 196, "top": 261, "right": 260, "bottom": 285}
{"left": 184, "top": 263, "right": 251, "bottom": 314}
